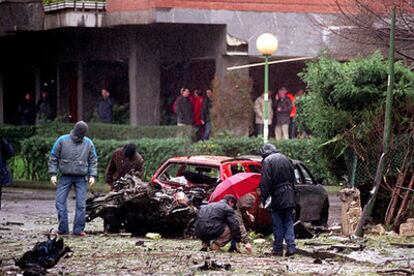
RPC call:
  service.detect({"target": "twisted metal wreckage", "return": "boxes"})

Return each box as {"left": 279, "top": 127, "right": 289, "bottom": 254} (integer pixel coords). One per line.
{"left": 86, "top": 171, "right": 206, "bottom": 237}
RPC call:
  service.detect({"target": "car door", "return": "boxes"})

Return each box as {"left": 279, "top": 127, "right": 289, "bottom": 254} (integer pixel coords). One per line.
{"left": 294, "top": 163, "right": 326, "bottom": 222}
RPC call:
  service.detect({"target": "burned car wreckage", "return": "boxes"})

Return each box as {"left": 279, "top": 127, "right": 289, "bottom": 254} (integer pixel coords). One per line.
{"left": 86, "top": 156, "right": 329, "bottom": 236}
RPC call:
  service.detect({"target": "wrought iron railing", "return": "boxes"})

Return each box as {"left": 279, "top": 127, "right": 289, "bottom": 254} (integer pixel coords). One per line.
{"left": 43, "top": 0, "right": 106, "bottom": 13}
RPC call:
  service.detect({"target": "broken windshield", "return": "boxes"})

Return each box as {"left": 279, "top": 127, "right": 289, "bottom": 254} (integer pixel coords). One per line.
{"left": 158, "top": 162, "right": 220, "bottom": 186}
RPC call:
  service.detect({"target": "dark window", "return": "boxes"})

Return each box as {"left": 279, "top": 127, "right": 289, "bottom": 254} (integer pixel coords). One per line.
{"left": 299, "top": 164, "right": 314, "bottom": 185}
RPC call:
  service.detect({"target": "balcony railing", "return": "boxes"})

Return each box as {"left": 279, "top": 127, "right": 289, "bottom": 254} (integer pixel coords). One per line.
{"left": 43, "top": 0, "right": 106, "bottom": 13}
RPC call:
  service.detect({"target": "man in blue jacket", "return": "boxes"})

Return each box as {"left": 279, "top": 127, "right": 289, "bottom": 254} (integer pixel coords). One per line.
{"left": 259, "top": 144, "right": 296, "bottom": 256}
{"left": 49, "top": 121, "right": 98, "bottom": 236}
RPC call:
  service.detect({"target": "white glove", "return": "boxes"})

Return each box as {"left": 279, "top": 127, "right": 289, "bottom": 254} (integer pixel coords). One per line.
{"left": 89, "top": 176, "right": 95, "bottom": 187}
{"left": 51, "top": 176, "right": 57, "bottom": 186}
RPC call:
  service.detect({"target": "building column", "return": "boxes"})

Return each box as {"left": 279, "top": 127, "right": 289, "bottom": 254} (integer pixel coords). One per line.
{"left": 35, "top": 67, "right": 41, "bottom": 103}
{"left": 77, "top": 62, "right": 84, "bottom": 121}
{"left": 128, "top": 35, "right": 160, "bottom": 126}
{"left": 129, "top": 37, "right": 138, "bottom": 126}
{"left": 0, "top": 74, "right": 3, "bottom": 124}
{"left": 56, "top": 63, "right": 61, "bottom": 116}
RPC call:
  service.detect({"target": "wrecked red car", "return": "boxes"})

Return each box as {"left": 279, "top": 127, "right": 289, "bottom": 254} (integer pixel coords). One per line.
{"left": 151, "top": 155, "right": 329, "bottom": 231}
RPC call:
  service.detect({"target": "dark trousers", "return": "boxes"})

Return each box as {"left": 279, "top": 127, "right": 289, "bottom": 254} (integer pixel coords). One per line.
{"left": 271, "top": 208, "right": 296, "bottom": 253}
{"left": 289, "top": 118, "right": 297, "bottom": 139}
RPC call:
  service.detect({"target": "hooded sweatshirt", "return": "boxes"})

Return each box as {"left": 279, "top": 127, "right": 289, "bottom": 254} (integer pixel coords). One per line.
{"left": 48, "top": 121, "right": 98, "bottom": 177}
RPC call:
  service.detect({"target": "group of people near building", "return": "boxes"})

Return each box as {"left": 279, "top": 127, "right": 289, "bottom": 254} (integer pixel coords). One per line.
{"left": 45, "top": 121, "right": 296, "bottom": 257}
{"left": 16, "top": 88, "right": 114, "bottom": 125}
{"left": 254, "top": 87, "right": 304, "bottom": 140}
{"left": 17, "top": 92, "right": 54, "bottom": 125}
{"left": 174, "top": 88, "right": 213, "bottom": 140}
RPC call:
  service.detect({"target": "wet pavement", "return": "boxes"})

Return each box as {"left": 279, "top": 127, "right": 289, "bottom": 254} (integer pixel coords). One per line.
{"left": 1, "top": 187, "right": 413, "bottom": 275}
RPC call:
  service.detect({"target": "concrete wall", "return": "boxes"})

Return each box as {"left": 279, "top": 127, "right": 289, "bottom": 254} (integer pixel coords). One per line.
{"left": 0, "top": 0, "right": 44, "bottom": 35}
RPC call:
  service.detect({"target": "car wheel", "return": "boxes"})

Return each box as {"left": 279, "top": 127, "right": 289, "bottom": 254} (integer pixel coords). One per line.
{"left": 312, "top": 199, "right": 329, "bottom": 226}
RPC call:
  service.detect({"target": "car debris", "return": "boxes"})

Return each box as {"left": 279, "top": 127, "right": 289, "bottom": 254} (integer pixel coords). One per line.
{"left": 15, "top": 234, "right": 72, "bottom": 275}
{"left": 145, "top": 233, "right": 161, "bottom": 240}
{"left": 294, "top": 221, "right": 314, "bottom": 239}
{"left": 86, "top": 171, "right": 203, "bottom": 237}
{"left": 194, "top": 256, "right": 231, "bottom": 271}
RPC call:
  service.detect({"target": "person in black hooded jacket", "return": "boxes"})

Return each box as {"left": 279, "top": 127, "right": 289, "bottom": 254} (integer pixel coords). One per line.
{"left": 195, "top": 195, "right": 241, "bottom": 251}
{"left": 259, "top": 143, "right": 296, "bottom": 256}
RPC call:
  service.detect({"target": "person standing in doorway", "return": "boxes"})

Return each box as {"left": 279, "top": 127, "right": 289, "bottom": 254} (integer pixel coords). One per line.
{"left": 193, "top": 89, "right": 204, "bottom": 140}
{"left": 18, "top": 93, "right": 36, "bottom": 125}
{"left": 49, "top": 121, "right": 98, "bottom": 236}
{"left": 175, "top": 88, "right": 193, "bottom": 126}
{"left": 254, "top": 94, "right": 273, "bottom": 137}
{"left": 274, "top": 87, "right": 292, "bottom": 140}
{"left": 201, "top": 89, "right": 213, "bottom": 140}
{"left": 96, "top": 88, "right": 113, "bottom": 123}
{"left": 36, "top": 91, "right": 53, "bottom": 124}
{"left": 259, "top": 144, "right": 296, "bottom": 257}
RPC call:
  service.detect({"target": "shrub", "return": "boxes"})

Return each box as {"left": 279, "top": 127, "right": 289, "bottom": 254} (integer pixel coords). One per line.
{"left": 0, "top": 123, "right": 192, "bottom": 143}
{"left": 16, "top": 136, "right": 336, "bottom": 184}
{"left": 0, "top": 125, "right": 36, "bottom": 152}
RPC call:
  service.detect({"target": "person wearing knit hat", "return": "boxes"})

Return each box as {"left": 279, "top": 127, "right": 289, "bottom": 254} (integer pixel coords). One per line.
{"left": 48, "top": 121, "right": 98, "bottom": 236}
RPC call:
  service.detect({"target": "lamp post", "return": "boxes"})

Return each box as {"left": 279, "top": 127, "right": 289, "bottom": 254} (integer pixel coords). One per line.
{"left": 256, "top": 33, "right": 278, "bottom": 144}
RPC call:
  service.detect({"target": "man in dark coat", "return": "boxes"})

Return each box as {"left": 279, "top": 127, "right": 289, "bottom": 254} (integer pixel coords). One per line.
{"left": 18, "top": 93, "right": 36, "bottom": 125}
{"left": 105, "top": 143, "right": 145, "bottom": 190}
{"left": 175, "top": 88, "right": 193, "bottom": 126}
{"left": 96, "top": 88, "right": 113, "bottom": 123}
{"left": 200, "top": 89, "right": 213, "bottom": 140}
{"left": 259, "top": 144, "right": 296, "bottom": 256}
{"left": 36, "top": 91, "right": 53, "bottom": 124}
{"left": 274, "top": 87, "right": 292, "bottom": 140}
{"left": 195, "top": 195, "right": 242, "bottom": 251}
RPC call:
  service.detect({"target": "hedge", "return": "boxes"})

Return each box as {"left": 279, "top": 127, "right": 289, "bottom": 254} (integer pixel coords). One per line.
{"left": 15, "top": 136, "right": 336, "bottom": 184}
{"left": 0, "top": 125, "right": 36, "bottom": 152}
{"left": 0, "top": 123, "right": 193, "bottom": 149}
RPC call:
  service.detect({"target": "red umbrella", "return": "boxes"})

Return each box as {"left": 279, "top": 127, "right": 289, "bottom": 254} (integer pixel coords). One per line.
{"left": 208, "top": 173, "right": 261, "bottom": 203}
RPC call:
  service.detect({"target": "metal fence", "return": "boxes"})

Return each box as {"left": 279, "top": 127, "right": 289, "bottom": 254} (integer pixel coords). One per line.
{"left": 345, "top": 134, "right": 414, "bottom": 187}
{"left": 43, "top": 0, "right": 106, "bottom": 13}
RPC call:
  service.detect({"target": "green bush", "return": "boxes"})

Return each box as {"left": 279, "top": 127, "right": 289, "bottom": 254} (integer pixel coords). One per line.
{"left": 298, "top": 52, "right": 414, "bottom": 183}
{"left": 0, "top": 123, "right": 192, "bottom": 143}
{"left": 16, "top": 136, "right": 336, "bottom": 184}
{"left": 0, "top": 125, "right": 36, "bottom": 152}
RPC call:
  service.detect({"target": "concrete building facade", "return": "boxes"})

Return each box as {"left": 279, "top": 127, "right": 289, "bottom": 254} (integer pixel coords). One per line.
{"left": 0, "top": 0, "right": 372, "bottom": 125}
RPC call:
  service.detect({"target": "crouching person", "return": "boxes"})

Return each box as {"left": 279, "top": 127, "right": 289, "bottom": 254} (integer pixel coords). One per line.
{"left": 49, "top": 121, "right": 98, "bottom": 236}
{"left": 195, "top": 195, "right": 251, "bottom": 253}
{"left": 230, "top": 193, "right": 256, "bottom": 254}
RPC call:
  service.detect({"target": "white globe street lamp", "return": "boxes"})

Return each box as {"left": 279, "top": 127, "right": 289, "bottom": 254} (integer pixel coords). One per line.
{"left": 256, "top": 33, "right": 278, "bottom": 144}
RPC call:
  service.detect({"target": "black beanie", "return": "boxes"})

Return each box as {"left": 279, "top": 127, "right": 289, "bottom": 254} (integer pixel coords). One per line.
{"left": 73, "top": 121, "right": 88, "bottom": 139}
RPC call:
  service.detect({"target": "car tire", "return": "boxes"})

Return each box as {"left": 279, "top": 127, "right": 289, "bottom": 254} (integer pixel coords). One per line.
{"left": 312, "top": 199, "right": 329, "bottom": 226}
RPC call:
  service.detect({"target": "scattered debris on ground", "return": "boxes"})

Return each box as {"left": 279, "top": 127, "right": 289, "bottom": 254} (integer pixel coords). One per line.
{"left": 15, "top": 233, "right": 72, "bottom": 275}
{"left": 194, "top": 256, "right": 232, "bottom": 271}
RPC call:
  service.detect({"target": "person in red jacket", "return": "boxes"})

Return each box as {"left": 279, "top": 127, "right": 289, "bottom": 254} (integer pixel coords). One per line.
{"left": 286, "top": 90, "right": 297, "bottom": 139}
{"left": 193, "top": 89, "right": 204, "bottom": 140}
